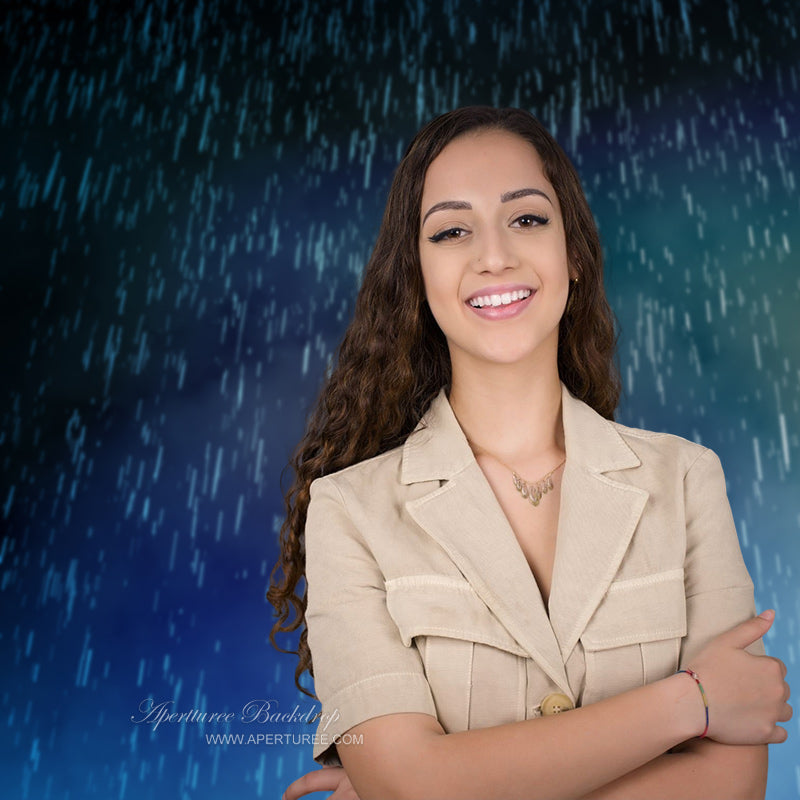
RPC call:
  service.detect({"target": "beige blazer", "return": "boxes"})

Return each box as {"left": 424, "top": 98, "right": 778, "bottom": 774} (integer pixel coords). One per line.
{"left": 304, "top": 384, "right": 760, "bottom": 765}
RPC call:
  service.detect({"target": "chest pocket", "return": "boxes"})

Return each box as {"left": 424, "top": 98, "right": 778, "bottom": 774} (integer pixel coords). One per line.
{"left": 385, "top": 575, "right": 529, "bottom": 733}
{"left": 581, "top": 569, "right": 687, "bottom": 704}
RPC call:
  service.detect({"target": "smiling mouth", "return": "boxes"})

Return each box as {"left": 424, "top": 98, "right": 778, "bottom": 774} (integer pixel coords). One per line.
{"left": 467, "top": 289, "right": 532, "bottom": 309}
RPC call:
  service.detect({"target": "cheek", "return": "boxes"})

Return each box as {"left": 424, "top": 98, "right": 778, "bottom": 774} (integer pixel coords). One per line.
{"left": 419, "top": 259, "right": 449, "bottom": 309}
{"left": 420, "top": 275, "right": 459, "bottom": 338}
{"left": 423, "top": 285, "right": 449, "bottom": 328}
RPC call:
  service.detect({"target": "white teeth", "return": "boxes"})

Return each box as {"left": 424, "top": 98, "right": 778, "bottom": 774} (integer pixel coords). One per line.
{"left": 469, "top": 289, "right": 531, "bottom": 308}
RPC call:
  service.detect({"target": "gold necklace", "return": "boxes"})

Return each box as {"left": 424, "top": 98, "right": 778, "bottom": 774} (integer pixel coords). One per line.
{"left": 470, "top": 442, "right": 566, "bottom": 507}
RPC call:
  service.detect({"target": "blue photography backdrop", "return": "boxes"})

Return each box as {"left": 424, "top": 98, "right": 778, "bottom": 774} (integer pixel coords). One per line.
{"left": 2, "top": 1, "right": 798, "bottom": 798}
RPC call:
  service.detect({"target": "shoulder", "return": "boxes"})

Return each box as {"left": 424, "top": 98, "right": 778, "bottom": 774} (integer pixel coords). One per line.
{"left": 611, "top": 418, "right": 716, "bottom": 471}
{"left": 609, "top": 421, "right": 708, "bottom": 458}
{"left": 563, "top": 387, "right": 718, "bottom": 481}
{"left": 305, "top": 440, "right": 437, "bottom": 566}
{"left": 309, "top": 442, "right": 408, "bottom": 512}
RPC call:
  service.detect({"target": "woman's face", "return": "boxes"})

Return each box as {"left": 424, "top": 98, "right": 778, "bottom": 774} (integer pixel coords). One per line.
{"left": 418, "top": 129, "right": 573, "bottom": 373}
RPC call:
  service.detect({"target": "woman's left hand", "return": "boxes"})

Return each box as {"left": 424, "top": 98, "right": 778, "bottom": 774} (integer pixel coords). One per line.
{"left": 282, "top": 765, "right": 360, "bottom": 800}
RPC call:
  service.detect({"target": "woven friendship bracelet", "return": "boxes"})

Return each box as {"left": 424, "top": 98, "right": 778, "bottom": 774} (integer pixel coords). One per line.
{"left": 677, "top": 668, "right": 709, "bottom": 738}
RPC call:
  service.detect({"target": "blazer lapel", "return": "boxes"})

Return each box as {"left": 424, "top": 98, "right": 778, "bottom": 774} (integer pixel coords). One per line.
{"left": 401, "top": 390, "right": 571, "bottom": 694}
{"left": 547, "top": 386, "right": 649, "bottom": 661}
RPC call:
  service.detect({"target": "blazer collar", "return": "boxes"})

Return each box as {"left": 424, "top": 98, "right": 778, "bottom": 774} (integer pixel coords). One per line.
{"left": 400, "top": 388, "right": 474, "bottom": 485}
{"left": 400, "top": 385, "right": 648, "bottom": 697}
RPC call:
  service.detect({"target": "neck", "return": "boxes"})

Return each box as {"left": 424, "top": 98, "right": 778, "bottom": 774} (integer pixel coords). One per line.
{"left": 448, "top": 357, "right": 565, "bottom": 470}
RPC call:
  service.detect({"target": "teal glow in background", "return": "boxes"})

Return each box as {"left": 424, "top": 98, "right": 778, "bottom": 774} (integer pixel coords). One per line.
{"left": 1, "top": 1, "right": 798, "bottom": 797}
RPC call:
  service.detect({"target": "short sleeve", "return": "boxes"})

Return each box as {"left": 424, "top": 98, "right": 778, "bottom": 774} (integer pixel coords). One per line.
{"left": 304, "top": 476, "right": 437, "bottom": 765}
{"left": 679, "top": 448, "right": 764, "bottom": 667}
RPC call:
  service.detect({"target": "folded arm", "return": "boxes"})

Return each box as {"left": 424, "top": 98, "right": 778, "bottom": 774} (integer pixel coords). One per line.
{"left": 577, "top": 740, "right": 767, "bottom": 800}
{"left": 338, "top": 682, "right": 688, "bottom": 799}
{"left": 337, "top": 644, "right": 780, "bottom": 800}
{"left": 284, "top": 737, "right": 767, "bottom": 800}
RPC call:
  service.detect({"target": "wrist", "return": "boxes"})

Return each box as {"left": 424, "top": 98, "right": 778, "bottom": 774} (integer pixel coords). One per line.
{"left": 660, "top": 672, "right": 708, "bottom": 742}
{"left": 676, "top": 669, "right": 709, "bottom": 738}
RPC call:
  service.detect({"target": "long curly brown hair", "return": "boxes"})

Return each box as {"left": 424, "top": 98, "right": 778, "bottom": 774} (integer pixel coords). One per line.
{"left": 267, "top": 106, "right": 620, "bottom": 696}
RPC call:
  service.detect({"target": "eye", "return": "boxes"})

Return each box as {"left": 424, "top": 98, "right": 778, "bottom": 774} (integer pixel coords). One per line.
{"left": 427, "top": 226, "right": 468, "bottom": 243}
{"left": 512, "top": 213, "right": 549, "bottom": 228}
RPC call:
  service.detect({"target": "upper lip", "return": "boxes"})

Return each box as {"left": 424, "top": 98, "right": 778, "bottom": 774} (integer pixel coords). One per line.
{"left": 465, "top": 283, "right": 535, "bottom": 302}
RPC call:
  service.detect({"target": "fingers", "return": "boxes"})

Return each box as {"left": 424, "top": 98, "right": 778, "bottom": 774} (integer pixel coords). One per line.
{"left": 771, "top": 656, "right": 788, "bottom": 680}
{"left": 283, "top": 767, "right": 347, "bottom": 800}
{"left": 765, "top": 656, "right": 793, "bottom": 726}
{"left": 719, "top": 609, "right": 775, "bottom": 649}
{"left": 766, "top": 726, "right": 788, "bottom": 745}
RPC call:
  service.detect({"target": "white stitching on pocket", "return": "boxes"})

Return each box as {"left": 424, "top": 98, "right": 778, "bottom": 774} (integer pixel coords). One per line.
{"left": 385, "top": 575, "right": 475, "bottom": 592}
{"left": 605, "top": 569, "right": 685, "bottom": 593}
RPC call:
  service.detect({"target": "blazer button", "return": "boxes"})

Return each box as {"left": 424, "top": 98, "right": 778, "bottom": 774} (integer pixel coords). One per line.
{"left": 540, "top": 693, "right": 575, "bottom": 715}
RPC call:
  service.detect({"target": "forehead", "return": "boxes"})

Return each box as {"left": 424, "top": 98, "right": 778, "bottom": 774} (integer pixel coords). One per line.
{"left": 421, "top": 130, "right": 550, "bottom": 199}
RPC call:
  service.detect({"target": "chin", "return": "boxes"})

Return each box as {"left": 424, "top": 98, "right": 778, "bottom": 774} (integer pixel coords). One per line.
{"left": 447, "top": 327, "right": 561, "bottom": 370}
{"left": 486, "top": 334, "right": 559, "bottom": 365}
{"left": 464, "top": 345, "right": 547, "bottom": 369}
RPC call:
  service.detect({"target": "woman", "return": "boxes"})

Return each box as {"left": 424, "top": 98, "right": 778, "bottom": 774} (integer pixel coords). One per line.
{"left": 269, "top": 107, "right": 791, "bottom": 799}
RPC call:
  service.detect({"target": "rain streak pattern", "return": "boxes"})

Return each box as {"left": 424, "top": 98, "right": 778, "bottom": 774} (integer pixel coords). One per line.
{"left": 1, "top": 1, "right": 798, "bottom": 798}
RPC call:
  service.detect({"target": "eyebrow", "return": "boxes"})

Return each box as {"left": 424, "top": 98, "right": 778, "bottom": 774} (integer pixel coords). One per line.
{"left": 421, "top": 188, "right": 553, "bottom": 225}
{"left": 500, "top": 187, "right": 552, "bottom": 204}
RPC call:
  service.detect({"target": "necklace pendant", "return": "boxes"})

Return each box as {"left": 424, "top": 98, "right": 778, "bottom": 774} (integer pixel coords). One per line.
{"left": 502, "top": 460, "right": 565, "bottom": 509}
{"left": 512, "top": 473, "right": 557, "bottom": 507}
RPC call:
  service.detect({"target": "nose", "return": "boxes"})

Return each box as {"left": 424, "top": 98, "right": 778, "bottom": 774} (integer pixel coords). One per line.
{"left": 474, "top": 226, "right": 519, "bottom": 273}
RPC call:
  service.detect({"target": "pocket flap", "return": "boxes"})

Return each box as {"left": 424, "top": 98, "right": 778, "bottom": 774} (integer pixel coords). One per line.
{"left": 385, "top": 575, "right": 528, "bottom": 656}
{"left": 582, "top": 569, "right": 687, "bottom": 650}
